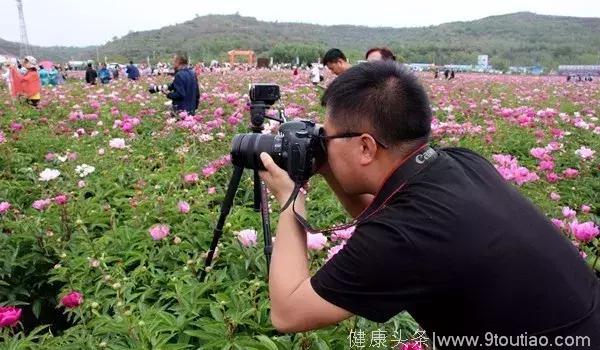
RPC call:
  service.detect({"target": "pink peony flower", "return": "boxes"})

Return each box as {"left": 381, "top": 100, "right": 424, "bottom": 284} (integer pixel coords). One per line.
{"left": 562, "top": 168, "right": 579, "bottom": 179}
{"left": 78, "top": 180, "right": 86, "bottom": 188}
{"left": 0, "top": 201, "right": 10, "bottom": 214}
{"left": 227, "top": 115, "right": 240, "bottom": 126}
{"left": 109, "top": 138, "right": 126, "bottom": 149}
{"left": 237, "top": 229, "right": 257, "bottom": 247}
{"left": 183, "top": 173, "right": 199, "bottom": 183}
{"left": 178, "top": 201, "right": 190, "bottom": 214}
{"left": 61, "top": 291, "right": 83, "bottom": 308}
{"left": 549, "top": 192, "right": 561, "bottom": 201}
{"left": 575, "top": 146, "right": 595, "bottom": 160}
{"left": 149, "top": 224, "right": 170, "bottom": 240}
{"left": 202, "top": 166, "right": 217, "bottom": 177}
{"left": 307, "top": 232, "right": 327, "bottom": 251}
{"left": 207, "top": 187, "right": 217, "bottom": 194}
{"left": 331, "top": 226, "right": 356, "bottom": 241}
{"left": 10, "top": 122, "right": 23, "bottom": 132}
{"left": 529, "top": 147, "right": 549, "bottom": 160}
{"left": 66, "top": 152, "right": 78, "bottom": 161}
{"left": 581, "top": 205, "right": 591, "bottom": 214}
{"left": 326, "top": 243, "right": 346, "bottom": 261}
{"left": 562, "top": 207, "right": 576, "bottom": 219}
{"left": 32, "top": 198, "right": 52, "bottom": 211}
{"left": 0, "top": 306, "right": 22, "bottom": 328}
{"left": 569, "top": 221, "right": 599, "bottom": 242}
{"left": 53, "top": 194, "right": 69, "bottom": 206}
{"left": 545, "top": 172, "right": 559, "bottom": 183}
{"left": 213, "top": 107, "right": 224, "bottom": 118}
{"left": 538, "top": 160, "right": 554, "bottom": 172}
{"left": 45, "top": 152, "right": 57, "bottom": 161}
{"left": 551, "top": 218, "right": 565, "bottom": 229}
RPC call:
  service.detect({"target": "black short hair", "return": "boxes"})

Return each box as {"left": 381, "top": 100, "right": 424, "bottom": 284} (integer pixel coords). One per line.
{"left": 365, "top": 47, "right": 396, "bottom": 61}
{"left": 87, "top": 63, "right": 92, "bottom": 68}
{"left": 129, "top": 61, "right": 133, "bottom": 65}
{"left": 323, "top": 48, "right": 347, "bottom": 65}
{"left": 175, "top": 52, "right": 189, "bottom": 65}
{"left": 321, "top": 61, "right": 431, "bottom": 146}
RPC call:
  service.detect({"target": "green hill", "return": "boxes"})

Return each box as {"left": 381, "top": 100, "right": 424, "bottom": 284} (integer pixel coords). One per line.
{"left": 2, "top": 12, "right": 599, "bottom": 69}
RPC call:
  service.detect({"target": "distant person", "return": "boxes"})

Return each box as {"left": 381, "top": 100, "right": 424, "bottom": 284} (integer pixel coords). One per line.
{"left": 450, "top": 70, "right": 455, "bottom": 80}
{"left": 126, "top": 61, "right": 140, "bottom": 80}
{"left": 323, "top": 48, "right": 352, "bottom": 76}
{"left": 85, "top": 63, "right": 97, "bottom": 85}
{"left": 310, "top": 64, "right": 321, "bottom": 86}
{"left": 444, "top": 69, "right": 450, "bottom": 79}
{"left": 434, "top": 69, "right": 439, "bottom": 79}
{"left": 98, "top": 63, "right": 111, "bottom": 84}
{"left": 293, "top": 66, "right": 299, "bottom": 76}
{"left": 566, "top": 75, "right": 571, "bottom": 82}
{"left": 48, "top": 66, "right": 59, "bottom": 86}
{"left": 1, "top": 64, "right": 12, "bottom": 96}
{"left": 38, "top": 66, "right": 50, "bottom": 86}
{"left": 365, "top": 47, "right": 396, "bottom": 62}
{"left": 9, "top": 56, "right": 41, "bottom": 106}
{"left": 164, "top": 52, "right": 200, "bottom": 115}
{"left": 112, "top": 64, "right": 120, "bottom": 79}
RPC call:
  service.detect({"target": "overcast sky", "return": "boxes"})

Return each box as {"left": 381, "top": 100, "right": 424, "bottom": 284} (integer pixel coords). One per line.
{"left": 1, "top": 0, "right": 599, "bottom": 47}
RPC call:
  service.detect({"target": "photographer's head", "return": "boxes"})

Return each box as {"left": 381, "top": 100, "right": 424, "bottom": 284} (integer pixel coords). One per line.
{"left": 321, "top": 61, "right": 431, "bottom": 194}
{"left": 323, "top": 48, "right": 351, "bottom": 76}
{"left": 173, "top": 52, "right": 189, "bottom": 70}
{"left": 365, "top": 47, "right": 396, "bottom": 62}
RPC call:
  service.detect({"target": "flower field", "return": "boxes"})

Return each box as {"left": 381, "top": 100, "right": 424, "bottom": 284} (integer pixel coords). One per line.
{"left": 0, "top": 70, "right": 598, "bottom": 349}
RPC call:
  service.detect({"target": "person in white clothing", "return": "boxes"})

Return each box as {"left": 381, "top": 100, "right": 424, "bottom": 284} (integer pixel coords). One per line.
{"left": 310, "top": 63, "right": 321, "bottom": 86}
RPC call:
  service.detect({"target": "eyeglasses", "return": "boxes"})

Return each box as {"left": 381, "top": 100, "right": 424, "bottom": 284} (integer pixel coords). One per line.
{"left": 320, "top": 131, "right": 389, "bottom": 149}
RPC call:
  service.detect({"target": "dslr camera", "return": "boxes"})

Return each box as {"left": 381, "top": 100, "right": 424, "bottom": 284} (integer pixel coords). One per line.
{"left": 148, "top": 84, "right": 170, "bottom": 94}
{"left": 231, "top": 84, "right": 326, "bottom": 183}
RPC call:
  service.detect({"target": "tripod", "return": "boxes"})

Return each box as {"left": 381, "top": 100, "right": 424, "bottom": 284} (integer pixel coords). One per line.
{"left": 199, "top": 103, "right": 284, "bottom": 281}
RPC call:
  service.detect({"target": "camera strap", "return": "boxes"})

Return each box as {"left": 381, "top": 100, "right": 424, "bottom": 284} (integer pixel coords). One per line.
{"left": 287, "top": 144, "right": 439, "bottom": 234}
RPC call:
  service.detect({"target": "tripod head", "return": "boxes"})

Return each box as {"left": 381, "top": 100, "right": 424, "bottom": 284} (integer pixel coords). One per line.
{"left": 249, "top": 101, "right": 286, "bottom": 133}
{"left": 248, "top": 83, "right": 285, "bottom": 132}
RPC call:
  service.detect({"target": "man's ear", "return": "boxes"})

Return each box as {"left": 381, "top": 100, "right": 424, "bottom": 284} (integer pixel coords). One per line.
{"left": 359, "top": 134, "right": 378, "bottom": 166}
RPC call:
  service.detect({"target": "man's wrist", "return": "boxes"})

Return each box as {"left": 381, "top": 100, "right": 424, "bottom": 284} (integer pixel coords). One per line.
{"left": 278, "top": 192, "right": 306, "bottom": 213}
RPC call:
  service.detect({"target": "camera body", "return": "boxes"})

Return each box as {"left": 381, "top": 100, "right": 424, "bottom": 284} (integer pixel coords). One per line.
{"left": 148, "top": 84, "right": 170, "bottom": 94}
{"left": 231, "top": 120, "right": 324, "bottom": 183}
{"left": 249, "top": 83, "right": 280, "bottom": 105}
{"left": 230, "top": 84, "right": 325, "bottom": 183}
{"left": 276, "top": 120, "right": 325, "bottom": 183}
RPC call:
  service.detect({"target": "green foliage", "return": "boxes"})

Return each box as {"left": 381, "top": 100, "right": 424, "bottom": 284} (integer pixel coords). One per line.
{"left": 3, "top": 12, "right": 600, "bottom": 69}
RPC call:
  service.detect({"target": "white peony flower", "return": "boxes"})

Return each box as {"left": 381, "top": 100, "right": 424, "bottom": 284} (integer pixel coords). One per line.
{"left": 39, "top": 168, "right": 61, "bottom": 181}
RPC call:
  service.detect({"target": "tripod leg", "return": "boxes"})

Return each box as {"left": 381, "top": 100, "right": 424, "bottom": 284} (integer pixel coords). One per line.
{"left": 257, "top": 175, "right": 273, "bottom": 275}
{"left": 253, "top": 169, "right": 261, "bottom": 211}
{"left": 199, "top": 166, "right": 244, "bottom": 281}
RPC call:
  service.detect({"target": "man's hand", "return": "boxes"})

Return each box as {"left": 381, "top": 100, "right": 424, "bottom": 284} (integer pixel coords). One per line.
{"left": 259, "top": 153, "right": 296, "bottom": 205}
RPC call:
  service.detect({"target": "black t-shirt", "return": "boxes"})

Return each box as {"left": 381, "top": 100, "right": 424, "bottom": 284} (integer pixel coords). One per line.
{"left": 311, "top": 148, "right": 600, "bottom": 349}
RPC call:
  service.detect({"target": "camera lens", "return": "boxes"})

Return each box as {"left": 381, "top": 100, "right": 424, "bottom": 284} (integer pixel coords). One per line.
{"left": 231, "top": 133, "right": 282, "bottom": 170}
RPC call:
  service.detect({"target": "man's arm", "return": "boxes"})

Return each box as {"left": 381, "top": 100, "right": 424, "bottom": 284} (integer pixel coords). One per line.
{"left": 166, "top": 73, "right": 184, "bottom": 101}
{"left": 259, "top": 153, "right": 353, "bottom": 333}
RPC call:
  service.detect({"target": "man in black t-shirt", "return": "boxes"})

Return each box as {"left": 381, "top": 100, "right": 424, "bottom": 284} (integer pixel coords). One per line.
{"left": 258, "top": 61, "right": 600, "bottom": 349}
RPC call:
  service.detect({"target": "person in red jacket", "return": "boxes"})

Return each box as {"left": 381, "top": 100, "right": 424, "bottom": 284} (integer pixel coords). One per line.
{"left": 10, "top": 56, "right": 41, "bottom": 107}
